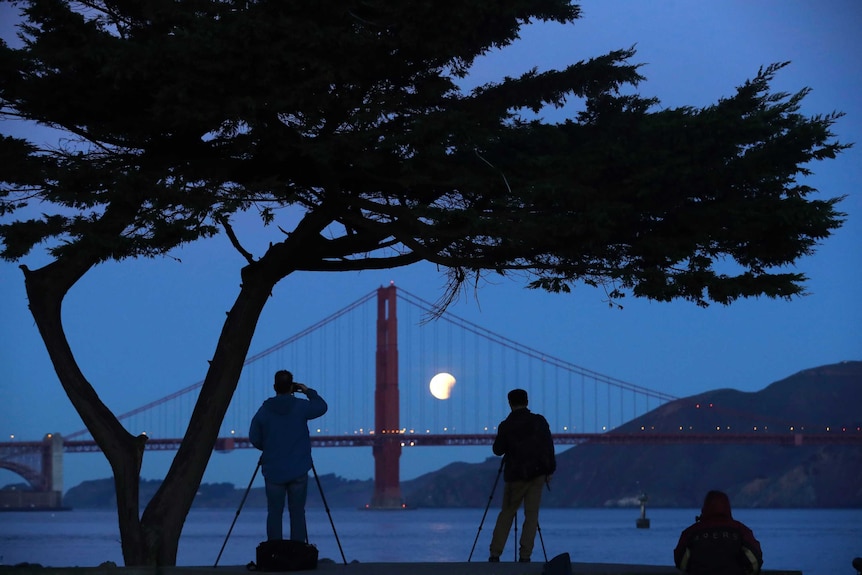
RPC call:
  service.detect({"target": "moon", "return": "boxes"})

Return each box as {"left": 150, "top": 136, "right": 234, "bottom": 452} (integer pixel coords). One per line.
{"left": 429, "top": 372, "right": 456, "bottom": 400}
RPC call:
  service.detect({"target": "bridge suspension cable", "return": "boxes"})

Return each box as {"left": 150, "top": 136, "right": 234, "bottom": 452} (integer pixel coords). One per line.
{"left": 396, "top": 288, "right": 677, "bottom": 403}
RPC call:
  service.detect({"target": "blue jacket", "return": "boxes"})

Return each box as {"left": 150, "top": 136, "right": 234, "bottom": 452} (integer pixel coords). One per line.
{"left": 249, "top": 389, "right": 328, "bottom": 483}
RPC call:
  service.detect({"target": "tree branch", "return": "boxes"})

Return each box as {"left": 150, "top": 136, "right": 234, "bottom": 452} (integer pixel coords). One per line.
{"left": 218, "top": 216, "right": 255, "bottom": 264}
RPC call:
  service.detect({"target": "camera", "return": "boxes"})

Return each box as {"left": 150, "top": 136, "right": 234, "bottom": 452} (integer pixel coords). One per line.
{"left": 291, "top": 383, "right": 302, "bottom": 393}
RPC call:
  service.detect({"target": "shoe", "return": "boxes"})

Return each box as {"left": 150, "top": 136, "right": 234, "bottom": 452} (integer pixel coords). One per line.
{"left": 518, "top": 557, "right": 531, "bottom": 563}
{"left": 488, "top": 556, "right": 500, "bottom": 563}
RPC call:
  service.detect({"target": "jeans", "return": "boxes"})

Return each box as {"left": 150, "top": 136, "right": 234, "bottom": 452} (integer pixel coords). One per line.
{"left": 264, "top": 474, "right": 309, "bottom": 541}
{"left": 489, "top": 474, "right": 546, "bottom": 560}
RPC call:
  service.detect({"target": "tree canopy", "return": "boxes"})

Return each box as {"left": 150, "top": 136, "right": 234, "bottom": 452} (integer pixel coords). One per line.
{"left": 0, "top": 0, "right": 848, "bottom": 566}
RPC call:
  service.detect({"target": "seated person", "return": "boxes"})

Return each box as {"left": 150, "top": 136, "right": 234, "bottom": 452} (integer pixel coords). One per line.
{"left": 674, "top": 490, "right": 763, "bottom": 575}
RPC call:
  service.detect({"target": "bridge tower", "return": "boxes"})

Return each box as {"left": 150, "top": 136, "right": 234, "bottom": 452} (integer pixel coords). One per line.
{"left": 41, "top": 433, "right": 64, "bottom": 494}
{"left": 371, "top": 283, "right": 403, "bottom": 508}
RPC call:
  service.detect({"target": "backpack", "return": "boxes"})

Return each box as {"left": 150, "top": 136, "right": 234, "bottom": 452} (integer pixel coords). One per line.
{"left": 506, "top": 413, "right": 555, "bottom": 481}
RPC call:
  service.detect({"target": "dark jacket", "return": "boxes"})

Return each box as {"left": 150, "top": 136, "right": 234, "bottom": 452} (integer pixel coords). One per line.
{"left": 492, "top": 407, "right": 556, "bottom": 482}
{"left": 249, "top": 389, "right": 328, "bottom": 483}
{"left": 674, "top": 490, "right": 763, "bottom": 575}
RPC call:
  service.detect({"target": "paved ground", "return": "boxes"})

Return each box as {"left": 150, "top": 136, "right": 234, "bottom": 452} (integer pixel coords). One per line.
{"left": 0, "top": 559, "right": 803, "bottom": 575}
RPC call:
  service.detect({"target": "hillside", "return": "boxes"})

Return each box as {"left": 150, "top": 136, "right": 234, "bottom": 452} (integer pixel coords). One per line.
{"left": 401, "top": 361, "right": 862, "bottom": 508}
{"left": 61, "top": 361, "right": 861, "bottom": 509}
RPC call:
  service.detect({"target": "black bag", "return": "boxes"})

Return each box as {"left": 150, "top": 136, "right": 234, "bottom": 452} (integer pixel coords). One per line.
{"left": 254, "top": 539, "right": 318, "bottom": 571}
{"left": 543, "top": 552, "right": 571, "bottom": 575}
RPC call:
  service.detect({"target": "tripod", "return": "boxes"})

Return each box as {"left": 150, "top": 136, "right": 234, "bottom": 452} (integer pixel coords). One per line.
{"left": 467, "top": 458, "right": 549, "bottom": 563}
{"left": 214, "top": 458, "right": 261, "bottom": 567}
{"left": 467, "top": 458, "right": 504, "bottom": 562}
{"left": 213, "top": 458, "right": 348, "bottom": 567}
{"left": 311, "top": 461, "right": 347, "bottom": 565}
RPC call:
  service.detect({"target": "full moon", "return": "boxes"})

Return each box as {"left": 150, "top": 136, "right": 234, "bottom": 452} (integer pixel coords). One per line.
{"left": 429, "top": 372, "right": 456, "bottom": 400}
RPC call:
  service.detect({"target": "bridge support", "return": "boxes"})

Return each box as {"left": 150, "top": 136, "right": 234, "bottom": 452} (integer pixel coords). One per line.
{"left": 371, "top": 283, "right": 403, "bottom": 509}
{"left": 0, "top": 433, "right": 64, "bottom": 510}
{"left": 42, "top": 433, "right": 64, "bottom": 494}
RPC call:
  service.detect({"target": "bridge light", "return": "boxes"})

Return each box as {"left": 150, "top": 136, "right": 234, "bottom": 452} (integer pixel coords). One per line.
{"left": 790, "top": 426, "right": 794, "bottom": 431}
{"left": 602, "top": 426, "right": 607, "bottom": 431}
{"left": 9, "top": 434, "right": 14, "bottom": 440}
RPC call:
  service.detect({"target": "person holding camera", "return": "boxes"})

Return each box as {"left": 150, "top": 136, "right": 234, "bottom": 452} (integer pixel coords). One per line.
{"left": 488, "top": 388, "right": 556, "bottom": 563}
{"left": 250, "top": 370, "right": 328, "bottom": 542}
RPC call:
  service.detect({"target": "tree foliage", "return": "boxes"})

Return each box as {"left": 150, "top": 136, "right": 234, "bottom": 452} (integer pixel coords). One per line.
{"left": 0, "top": 0, "right": 847, "bottom": 566}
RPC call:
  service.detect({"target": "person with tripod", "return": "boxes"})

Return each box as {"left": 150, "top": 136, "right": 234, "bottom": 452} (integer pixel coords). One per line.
{"left": 488, "top": 388, "right": 556, "bottom": 563}
{"left": 250, "top": 370, "right": 328, "bottom": 542}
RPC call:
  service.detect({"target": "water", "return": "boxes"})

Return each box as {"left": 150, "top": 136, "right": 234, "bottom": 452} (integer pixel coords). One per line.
{"left": 1, "top": 508, "right": 860, "bottom": 574}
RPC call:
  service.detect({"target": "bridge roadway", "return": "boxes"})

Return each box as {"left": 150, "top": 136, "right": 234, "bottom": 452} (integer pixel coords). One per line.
{"left": 44, "top": 430, "right": 862, "bottom": 453}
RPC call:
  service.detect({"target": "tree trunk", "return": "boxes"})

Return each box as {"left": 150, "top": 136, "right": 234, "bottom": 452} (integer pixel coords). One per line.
{"left": 137, "top": 245, "right": 304, "bottom": 565}
{"left": 23, "top": 215, "right": 317, "bottom": 565}
{"left": 22, "top": 260, "right": 148, "bottom": 562}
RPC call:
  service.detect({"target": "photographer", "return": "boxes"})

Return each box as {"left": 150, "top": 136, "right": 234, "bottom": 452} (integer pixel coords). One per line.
{"left": 250, "top": 370, "right": 328, "bottom": 542}
{"left": 488, "top": 388, "right": 556, "bottom": 563}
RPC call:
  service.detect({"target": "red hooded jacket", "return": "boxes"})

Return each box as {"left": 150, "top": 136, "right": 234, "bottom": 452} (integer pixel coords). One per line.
{"left": 674, "top": 490, "right": 763, "bottom": 575}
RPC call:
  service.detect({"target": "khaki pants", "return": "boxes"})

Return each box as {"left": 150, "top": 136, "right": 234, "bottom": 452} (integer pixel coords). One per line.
{"left": 489, "top": 474, "right": 546, "bottom": 560}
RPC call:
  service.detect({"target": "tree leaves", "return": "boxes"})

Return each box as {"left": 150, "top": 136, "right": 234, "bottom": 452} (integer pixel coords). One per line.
{"left": 0, "top": 1, "right": 847, "bottom": 306}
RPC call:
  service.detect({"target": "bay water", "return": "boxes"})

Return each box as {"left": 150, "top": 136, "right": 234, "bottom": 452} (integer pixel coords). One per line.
{"left": 1, "top": 508, "right": 860, "bottom": 575}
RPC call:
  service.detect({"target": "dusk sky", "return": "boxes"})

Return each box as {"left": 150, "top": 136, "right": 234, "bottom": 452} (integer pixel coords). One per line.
{"left": 1, "top": 1, "right": 860, "bottom": 491}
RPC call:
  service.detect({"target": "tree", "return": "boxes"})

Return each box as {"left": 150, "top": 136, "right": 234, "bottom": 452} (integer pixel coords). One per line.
{"left": 0, "top": 0, "right": 847, "bottom": 566}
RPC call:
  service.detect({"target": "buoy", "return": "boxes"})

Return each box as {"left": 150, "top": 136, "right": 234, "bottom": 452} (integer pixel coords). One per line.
{"left": 636, "top": 491, "right": 650, "bottom": 529}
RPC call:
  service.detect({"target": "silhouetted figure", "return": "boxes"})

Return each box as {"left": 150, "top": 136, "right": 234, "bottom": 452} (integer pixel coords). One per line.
{"left": 250, "top": 370, "right": 327, "bottom": 542}
{"left": 674, "top": 490, "right": 763, "bottom": 575}
{"left": 488, "top": 388, "right": 556, "bottom": 563}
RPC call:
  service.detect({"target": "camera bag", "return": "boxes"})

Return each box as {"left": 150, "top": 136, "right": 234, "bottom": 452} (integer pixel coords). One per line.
{"left": 254, "top": 539, "right": 318, "bottom": 571}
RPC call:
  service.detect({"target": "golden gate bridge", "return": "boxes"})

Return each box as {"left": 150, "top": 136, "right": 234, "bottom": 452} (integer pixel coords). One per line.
{"left": 2, "top": 284, "right": 859, "bottom": 509}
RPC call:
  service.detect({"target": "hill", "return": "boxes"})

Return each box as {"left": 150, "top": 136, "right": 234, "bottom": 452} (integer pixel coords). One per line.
{"left": 401, "top": 361, "right": 862, "bottom": 508}
{"left": 61, "top": 361, "right": 861, "bottom": 509}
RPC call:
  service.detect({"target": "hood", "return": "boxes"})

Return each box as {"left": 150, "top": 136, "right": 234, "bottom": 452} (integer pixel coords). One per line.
{"left": 700, "top": 490, "right": 733, "bottom": 520}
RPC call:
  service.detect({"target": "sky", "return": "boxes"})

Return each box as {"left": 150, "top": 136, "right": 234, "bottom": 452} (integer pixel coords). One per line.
{"left": 1, "top": 1, "right": 860, "bottom": 492}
